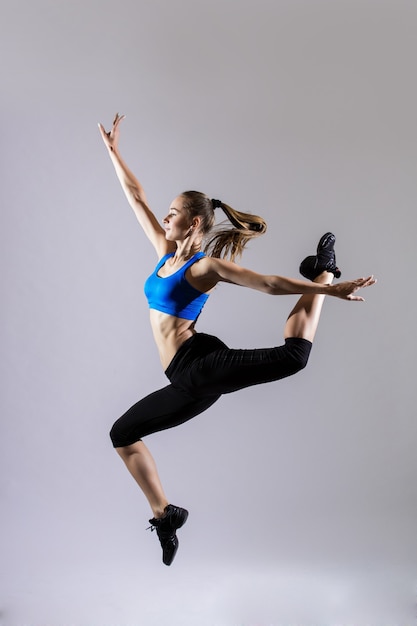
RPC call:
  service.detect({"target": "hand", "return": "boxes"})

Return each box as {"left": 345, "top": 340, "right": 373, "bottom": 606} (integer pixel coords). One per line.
{"left": 330, "top": 275, "right": 376, "bottom": 301}
{"left": 98, "top": 112, "right": 125, "bottom": 152}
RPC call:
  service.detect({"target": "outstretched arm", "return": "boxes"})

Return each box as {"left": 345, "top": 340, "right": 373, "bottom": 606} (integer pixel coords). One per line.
{"left": 201, "top": 257, "right": 376, "bottom": 301}
{"left": 98, "top": 114, "right": 172, "bottom": 258}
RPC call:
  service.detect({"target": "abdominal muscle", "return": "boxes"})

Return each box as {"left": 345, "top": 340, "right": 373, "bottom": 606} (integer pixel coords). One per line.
{"left": 149, "top": 309, "right": 197, "bottom": 370}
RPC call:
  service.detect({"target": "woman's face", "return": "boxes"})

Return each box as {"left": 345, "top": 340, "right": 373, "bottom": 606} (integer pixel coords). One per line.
{"left": 162, "top": 197, "right": 193, "bottom": 241}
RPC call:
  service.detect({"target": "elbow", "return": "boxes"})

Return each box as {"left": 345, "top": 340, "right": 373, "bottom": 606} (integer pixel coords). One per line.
{"left": 267, "top": 276, "right": 287, "bottom": 296}
{"left": 265, "top": 277, "right": 281, "bottom": 295}
{"left": 126, "top": 183, "right": 141, "bottom": 201}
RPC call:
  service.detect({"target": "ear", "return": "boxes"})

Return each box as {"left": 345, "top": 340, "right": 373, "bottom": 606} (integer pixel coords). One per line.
{"left": 191, "top": 215, "right": 202, "bottom": 230}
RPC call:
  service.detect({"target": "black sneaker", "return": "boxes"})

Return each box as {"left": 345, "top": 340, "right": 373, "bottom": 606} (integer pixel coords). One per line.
{"left": 299, "top": 232, "right": 341, "bottom": 281}
{"left": 148, "top": 504, "right": 189, "bottom": 566}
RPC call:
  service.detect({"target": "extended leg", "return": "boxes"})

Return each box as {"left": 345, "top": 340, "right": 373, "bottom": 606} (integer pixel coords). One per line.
{"left": 116, "top": 440, "right": 169, "bottom": 518}
{"left": 111, "top": 384, "right": 219, "bottom": 511}
{"left": 109, "top": 383, "right": 220, "bottom": 564}
{"left": 111, "top": 384, "right": 219, "bottom": 514}
{"left": 116, "top": 441, "right": 189, "bottom": 566}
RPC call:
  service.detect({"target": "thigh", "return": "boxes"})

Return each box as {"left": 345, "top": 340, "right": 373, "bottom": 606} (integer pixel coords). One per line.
{"left": 110, "top": 384, "right": 220, "bottom": 447}
{"left": 185, "top": 338, "right": 312, "bottom": 396}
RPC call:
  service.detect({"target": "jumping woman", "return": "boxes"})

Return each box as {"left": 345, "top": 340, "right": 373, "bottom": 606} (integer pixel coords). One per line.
{"left": 98, "top": 113, "right": 376, "bottom": 566}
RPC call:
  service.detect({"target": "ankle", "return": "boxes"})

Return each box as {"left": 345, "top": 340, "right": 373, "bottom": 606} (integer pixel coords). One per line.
{"left": 313, "top": 271, "right": 333, "bottom": 285}
{"left": 152, "top": 503, "right": 169, "bottom": 519}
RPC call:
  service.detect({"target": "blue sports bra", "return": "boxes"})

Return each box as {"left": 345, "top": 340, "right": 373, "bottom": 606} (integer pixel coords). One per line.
{"left": 144, "top": 252, "right": 209, "bottom": 320}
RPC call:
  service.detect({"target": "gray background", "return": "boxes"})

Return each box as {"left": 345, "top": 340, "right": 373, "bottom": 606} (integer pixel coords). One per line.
{"left": 1, "top": 0, "right": 416, "bottom": 625}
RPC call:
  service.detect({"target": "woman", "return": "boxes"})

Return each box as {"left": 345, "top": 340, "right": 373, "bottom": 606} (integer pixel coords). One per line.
{"left": 98, "top": 113, "right": 375, "bottom": 566}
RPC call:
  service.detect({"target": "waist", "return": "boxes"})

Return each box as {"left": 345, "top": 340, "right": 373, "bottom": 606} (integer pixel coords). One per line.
{"left": 149, "top": 310, "right": 197, "bottom": 369}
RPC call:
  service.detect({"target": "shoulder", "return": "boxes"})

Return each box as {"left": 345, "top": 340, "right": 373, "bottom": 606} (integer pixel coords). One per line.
{"left": 187, "top": 254, "right": 212, "bottom": 277}
{"left": 189, "top": 255, "right": 226, "bottom": 274}
{"left": 188, "top": 255, "right": 264, "bottom": 291}
{"left": 189, "top": 255, "right": 246, "bottom": 284}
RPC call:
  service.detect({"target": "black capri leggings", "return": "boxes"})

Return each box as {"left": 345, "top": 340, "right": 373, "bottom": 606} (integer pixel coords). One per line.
{"left": 110, "top": 333, "right": 312, "bottom": 447}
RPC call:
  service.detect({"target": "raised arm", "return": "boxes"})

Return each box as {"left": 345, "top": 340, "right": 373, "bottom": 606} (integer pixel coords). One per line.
{"left": 200, "top": 257, "right": 376, "bottom": 301}
{"left": 98, "top": 114, "right": 172, "bottom": 257}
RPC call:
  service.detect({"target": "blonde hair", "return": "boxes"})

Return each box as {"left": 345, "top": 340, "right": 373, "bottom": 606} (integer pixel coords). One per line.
{"left": 180, "top": 191, "right": 267, "bottom": 262}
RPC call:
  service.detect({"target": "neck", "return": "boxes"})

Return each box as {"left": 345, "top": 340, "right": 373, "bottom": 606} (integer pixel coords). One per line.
{"left": 174, "top": 239, "right": 202, "bottom": 260}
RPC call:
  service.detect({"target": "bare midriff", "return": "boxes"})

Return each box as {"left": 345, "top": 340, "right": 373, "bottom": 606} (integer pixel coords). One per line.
{"left": 149, "top": 309, "right": 197, "bottom": 370}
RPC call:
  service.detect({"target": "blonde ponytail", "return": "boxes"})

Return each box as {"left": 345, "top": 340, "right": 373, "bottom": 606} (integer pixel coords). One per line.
{"left": 204, "top": 200, "right": 267, "bottom": 261}
{"left": 180, "top": 191, "right": 267, "bottom": 262}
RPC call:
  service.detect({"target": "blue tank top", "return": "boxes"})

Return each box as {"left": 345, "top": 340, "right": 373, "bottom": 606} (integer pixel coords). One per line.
{"left": 144, "top": 251, "right": 209, "bottom": 320}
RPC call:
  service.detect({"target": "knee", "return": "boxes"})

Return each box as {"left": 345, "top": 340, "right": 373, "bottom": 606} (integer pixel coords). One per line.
{"left": 109, "top": 419, "right": 141, "bottom": 449}
{"left": 109, "top": 422, "right": 121, "bottom": 447}
{"left": 285, "top": 337, "right": 312, "bottom": 373}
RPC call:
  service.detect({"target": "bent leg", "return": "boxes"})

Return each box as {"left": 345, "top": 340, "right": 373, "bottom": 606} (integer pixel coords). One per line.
{"left": 166, "top": 272, "right": 333, "bottom": 398}
{"left": 110, "top": 383, "right": 220, "bottom": 446}
{"left": 285, "top": 271, "right": 333, "bottom": 342}
{"left": 174, "top": 336, "right": 312, "bottom": 397}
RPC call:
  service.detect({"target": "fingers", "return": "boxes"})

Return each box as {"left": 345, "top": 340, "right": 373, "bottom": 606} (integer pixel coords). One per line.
{"left": 113, "top": 112, "right": 126, "bottom": 127}
{"left": 345, "top": 275, "right": 376, "bottom": 302}
{"left": 97, "top": 122, "right": 108, "bottom": 140}
{"left": 98, "top": 114, "right": 125, "bottom": 133}
{"left": 358, "top": 275, "right": 376, "bottom": 288}
{"left": 352, "top": 275, "right": 376, "bottom": 288}
{"left": 98, "top": 114, "right": 126, "bottom": 148}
